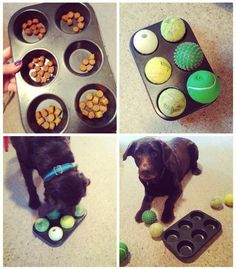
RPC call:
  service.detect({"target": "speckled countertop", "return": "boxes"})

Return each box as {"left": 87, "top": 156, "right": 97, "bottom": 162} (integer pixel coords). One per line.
{"left": 3, "top": 3, "right": 116, "bottom": 133}
{"left": 120, "top": 3, "right": 232, "bottom": 133}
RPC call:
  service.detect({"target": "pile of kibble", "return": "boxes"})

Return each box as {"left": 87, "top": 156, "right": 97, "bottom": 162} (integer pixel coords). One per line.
{"left": 79, "top": 90, "right": 109, "bottom": 119}
{"left": 61, "top": 11, "right": 85, "bottom": 33}
{"left": 35, "top": 105, "right": 62, "bottom": 130}
{"left": 80, "top": 53, "right": 96, "bottom": 72}
{"left": 28, "top": 56, "right": 55, "bottom": 84}
{"left": 22, "top": 18, "right": 46, "bottom": 40}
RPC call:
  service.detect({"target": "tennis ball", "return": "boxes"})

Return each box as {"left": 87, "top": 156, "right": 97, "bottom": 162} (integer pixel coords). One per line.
{"left": 145, "top": 57, "right": 172, "bottom": 84}
{"left": 161, "top": 16, "right": 186, "bottom": 42}
{"left": 210, "top": 196, "right": 224, "bottom": 210}
{"left": 60, "top": 215, "right": 75, "bottom": 229}
{"left": 133, "top": 29, "right": 158, "bottom": 54}
{"left": 224, "top": 193, "right": 233, "bottom": 207}
{"left": 120, "top": 241, "right": 128, "bottom": 263}
{"left": 149, "top": 223, "right": 164, "bottom": 238}
{"left": 187, "top": 70, "right": 221, "bottom": 104}
{"left": 74, "top": 204, "right": 86, "bottom": 217}
{"left": 47, "top": 209, "right": 61, "bottom": 220}
{"left": 173, "top": 42, "right": 203, "bottom": 71}
{"left": 34, "top": 218, "right": 50, "bottom": 232}
{"left": 48, "top": 226, "right": 63, "bottom": 241}
{"left": 158, "top": 88, "right": 186, "bottom": 117}
{"left": 142, "top": 210, "right": 157, "bottom": 225}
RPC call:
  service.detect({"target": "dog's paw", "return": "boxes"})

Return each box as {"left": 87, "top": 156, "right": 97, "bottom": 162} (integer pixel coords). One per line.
{"left": 192, "top": 167, "right": 201, "bottom": 176}
{"left": 161, "top": 211, "right": 175, "bottom": 223}
{"left": 29, "top": 198, "right": 41, "bottom": 210}
{"left": 135, "top": 211, "right": 144, "bottom": 223}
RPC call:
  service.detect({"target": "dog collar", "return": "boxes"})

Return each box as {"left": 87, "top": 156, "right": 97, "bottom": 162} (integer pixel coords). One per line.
{"left": 43, "top": 162, "right": 77, "bottom": 182}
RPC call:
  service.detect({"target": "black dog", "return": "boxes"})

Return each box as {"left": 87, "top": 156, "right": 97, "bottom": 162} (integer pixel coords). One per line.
{"left": 11, "top": 137, "right": 90, "bottom": 216}
{"left": 123, "top": 137, "right": 201, "bottom": 223}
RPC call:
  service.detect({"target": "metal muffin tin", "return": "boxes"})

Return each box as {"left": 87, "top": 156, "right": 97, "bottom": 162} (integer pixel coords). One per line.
{"left": 8, "top": 3, "right": 116, "bottom": 133}
{"left": 162, "top": 210, "right": 222, "bottom": 262}
{"left": 33, "top": 210, "right": 87, "bottom": 247}
{"left": 130, "top": 19, "right": 218, "bottom": 121}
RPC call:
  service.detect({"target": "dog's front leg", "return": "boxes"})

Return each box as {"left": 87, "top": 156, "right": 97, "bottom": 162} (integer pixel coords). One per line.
{"left": 20, "top": 164, "right": 41, "bottom": 209}
{"left": 135, "top": 193, "right": 154, "bottom": 222}
{"left": 161, "top": 186, "right": 182, "bottom": 223}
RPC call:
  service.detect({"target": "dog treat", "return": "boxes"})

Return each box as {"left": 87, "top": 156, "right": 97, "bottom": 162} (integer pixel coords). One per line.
{"left": 28, "top": 56, "right": 55, "bottom": 84}
{"left": 79, "top": 90, "right": 109, "bottom": 120}
{"left": 54, "top": 107, "right": 62, "bottom": 117}
{"left": 61, "top": 10, "right": 85, "bottom": 32}
{"left": 35, "top": 105, "right": 63, "bottom": 130}
{"left": 22, "top": 18, "right": 46, "bottom": 40}
{"left": 79, "top": 53, "right": 96, "bottom": 73}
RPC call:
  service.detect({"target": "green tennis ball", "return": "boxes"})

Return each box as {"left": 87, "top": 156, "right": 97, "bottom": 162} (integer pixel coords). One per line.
{"left": 187, "top": 70, "right": 221, "bottom": 104}
{"left": 149, "top": 223, "right": 164, "bottom": 238}
{"left": 158, "top": 88, "right": 186, "bottom": 117}
{"left": 161, "top": 16, "right": 186, "bottom": 42}
{"left": 74, "top": 204, "right": 86, "bottom": 217}
{"left": 145, "top": 57, "right": 171, "bottom": 84}
{"left": 210, "top": 197, "right": 224, "bottom": 210}
{"left": 224, "top": 193, "right": 233, "bottom": 207}
{"left": 120, "top": 241, "right": 128, "bottom": 253}
{"left": 60, "top": 215, "right": 75, "bottom": 229}
{"left": 173, "top": 42, "right": 203, "bottom": 71}
{"left": 34, "top": 218, "right": 50, "bottom": 232}
{"left": 47, "top": 209, "right": 61, "bottom": 220}
{"left": 142, "top": 210, "right": 157, "bottom": 225}
{"left": 120, "top": 247, "right": 127, "bottom": 263}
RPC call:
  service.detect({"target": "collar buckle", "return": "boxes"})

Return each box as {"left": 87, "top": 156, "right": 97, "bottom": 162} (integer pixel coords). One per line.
{"left": 54, "top": 165, "right": 63, "bottom": 175}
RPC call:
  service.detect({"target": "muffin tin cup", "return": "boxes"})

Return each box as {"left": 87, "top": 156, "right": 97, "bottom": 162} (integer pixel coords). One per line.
{"left": 130, "top": 19, "right": 218, "bottom": 121}
{"left": 27, "top": 93, "right": 69, "bottom": 133}
{"left": 8, "top": 3, "right": 116, "bottom": 133}
{"left": 33, "top": 210, "right": 87, "bottom": 247}
{"left": 75, "top": 83, "right": 116, "bottom": 128}
{"left": 161, "top": 210, "right": 222, "bottom": 262}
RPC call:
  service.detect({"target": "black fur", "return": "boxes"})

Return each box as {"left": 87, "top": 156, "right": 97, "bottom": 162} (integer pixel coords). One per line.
{"left": 11, "top": 137, "right": 90, "bottom": 216}
{"left": 123, "top": 137, "right": 201, "bottom": 223}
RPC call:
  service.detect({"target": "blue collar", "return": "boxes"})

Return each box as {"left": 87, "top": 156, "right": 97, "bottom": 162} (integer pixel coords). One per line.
{"left": 43, "top": 162, "right": 77, "bottom": 182}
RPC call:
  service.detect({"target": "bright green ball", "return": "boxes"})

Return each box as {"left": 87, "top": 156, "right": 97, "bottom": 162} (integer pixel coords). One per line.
{"left": 224, "top": 193, "right": 233, "bottom": 207}
{"left": 142, "top": 210, "right": 157, "bottom": 225}
{"left": 119, "top": 241, "right": 128, "bottom": 263}
{"left": 210, "top": 197, "right": 224, "bottom": 210}
{"left": 60, "top": 215, "right": 75, "bottom": 229}
{"left": 120, "top": 241, "right": 128, "bottom": 253}
{"left": 149, "top": 223, "right": 164, "bottom": 238}
{"left": 34, "top": 218, "right": 50, "bottom": 232}
{"left": 187, "top": 70, "right": 221, "bottom": 104}
{"left": 161, "top": 16, "right": 186, "bottom": 42}
{"left": 173, "top": 42, "right": 203, "bottom": 71}
{"left": 47, "top": 209, "right": 61, "bottom": 220}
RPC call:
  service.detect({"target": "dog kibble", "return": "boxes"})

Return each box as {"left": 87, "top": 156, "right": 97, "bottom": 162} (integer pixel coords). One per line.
{"left": 22, "top": 18, "right": 46, "bottom": 41}
{"left": 35, "top": 105, "right": 63, "bottom": 130}
{"left": 82, "top": 59, "right": 89, "bottom": 65}
{"left": 79, "top": 90, "right": 109, "bottom": 120}
{"left": 79, "top": 54, "right": 96, "bottom": 73}
{"left": 61, "top": 10, "right": 85, "bottom": 33}
{"left": 86, "top": 64, "right": 93, "bottom": 72}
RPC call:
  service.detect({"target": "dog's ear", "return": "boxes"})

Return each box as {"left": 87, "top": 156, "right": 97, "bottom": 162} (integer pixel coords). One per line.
{"left": 154, "top": 140, "right": 172, "bottom": 166}
{"left": 123, "top": 141, "right": 137, "bottom": 161}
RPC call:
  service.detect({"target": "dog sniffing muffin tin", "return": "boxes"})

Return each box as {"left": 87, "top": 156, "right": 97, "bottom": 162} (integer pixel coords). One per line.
{"left": 130, "top": 19, "right": 219, "bottom": 121}
{"left": 161, "top": 210, "right": 222, "bottom": 262}
{"left": 8, "top": 3, "right": 116, "bottom": 133}
{"left": 33, "top": 210, "right": 87, "bottom": 247}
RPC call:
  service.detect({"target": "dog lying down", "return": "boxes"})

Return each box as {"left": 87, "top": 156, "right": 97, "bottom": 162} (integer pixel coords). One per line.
{"left": 11, "top": 137, "right": 90, "bottom": 217}
{"left": 123, "top": 137, "right": 201, "bottom": 223}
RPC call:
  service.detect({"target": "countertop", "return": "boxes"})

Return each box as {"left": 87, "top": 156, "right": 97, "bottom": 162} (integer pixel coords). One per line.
{"left": 120, "top": 3, "right": 233, "bottom": 133}
{"left": 3, "top": 3, "right": 116, "bottom": 133}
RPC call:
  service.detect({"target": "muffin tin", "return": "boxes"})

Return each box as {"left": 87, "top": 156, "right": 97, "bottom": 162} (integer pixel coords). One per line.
{"left": 130, "top": 19, "right": 218, "bottom": 121}
{"left": 33, "top": 209, "right": 87, "bottom": 247}
{"left": 8, "top": 3, "right": 116, "bottom": 133}
{"left": 162, "top": 210, "right": 222, "bottom": 262}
